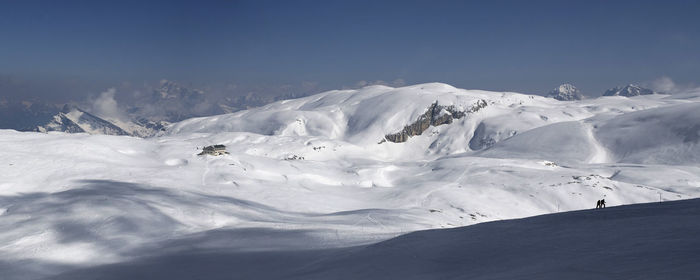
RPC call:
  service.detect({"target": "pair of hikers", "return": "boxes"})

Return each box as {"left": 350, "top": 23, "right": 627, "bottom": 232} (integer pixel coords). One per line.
{"left": 596, "top": 199, "right": 606, "bottom": 209}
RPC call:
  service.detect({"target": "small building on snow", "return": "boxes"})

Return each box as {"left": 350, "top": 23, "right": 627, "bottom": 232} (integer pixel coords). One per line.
{"left": 198, "top": 144, "right": 228, "bottom": 156}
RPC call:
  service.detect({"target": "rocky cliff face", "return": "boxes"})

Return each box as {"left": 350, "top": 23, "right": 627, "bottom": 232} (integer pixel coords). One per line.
{"left": 384, "top": 99, "right": 487, "bottom": 143}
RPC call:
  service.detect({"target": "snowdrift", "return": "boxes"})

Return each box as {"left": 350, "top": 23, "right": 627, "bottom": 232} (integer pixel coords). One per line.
{"left": 595, "top": 102, "right": 700, "bottom": 164}
{"left": 476, "top": 121, "right": 596, "bottom": 163}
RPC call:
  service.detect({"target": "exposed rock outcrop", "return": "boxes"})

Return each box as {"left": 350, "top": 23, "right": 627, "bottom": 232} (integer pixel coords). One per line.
{"left": 384, "top": 99, "right": 487, "bottom": 143}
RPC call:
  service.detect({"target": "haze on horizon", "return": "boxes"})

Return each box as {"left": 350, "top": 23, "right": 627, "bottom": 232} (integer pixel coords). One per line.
{"left": 1, "top": 0, "right": 699, "bottom": 103}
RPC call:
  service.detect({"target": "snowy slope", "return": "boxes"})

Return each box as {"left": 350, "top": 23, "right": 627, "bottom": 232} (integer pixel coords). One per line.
{"left": 0, "top": 82, "right": 699, "bottom": 279}
{"left": 46, "top": 198, "right": 700, "bottom": 280}
{"left": 166, "top": 83, "right": 574, "bottom": 159}
{"left": 476, "top": 121, "right": 596, "bottom": 163}
{"left": 594, "top": 102, "right": 700, "bottom": 164}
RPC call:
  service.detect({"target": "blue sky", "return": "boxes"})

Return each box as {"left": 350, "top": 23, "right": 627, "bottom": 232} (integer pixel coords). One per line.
{"left": 1, "top": 0, "right": 699, "bottom": 100}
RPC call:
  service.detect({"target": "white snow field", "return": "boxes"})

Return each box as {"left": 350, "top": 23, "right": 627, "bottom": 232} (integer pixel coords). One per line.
{"left": 1, "top": 83, "right": 699, "bottom": 279}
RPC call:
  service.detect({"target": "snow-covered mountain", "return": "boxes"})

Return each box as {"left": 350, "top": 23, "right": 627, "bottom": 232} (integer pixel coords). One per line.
{"left": 546, "top": 83, "right": 584, "bottom": 101}
{"left": 167, "top": 83, "right": 554, "bottom": 157}
{"left": 1, "top": 80, "right": 316, "bottom": 137}
{"left": 37, "top": 105, "right": 130, "bottom": 135}
{"left": 603, "top": 84, "right": 656, "bottom": 97}
{"left": 133, "top": 79, "right": 217, "bottom": 122}
{"left": 0, "top": 99, "right": 62, "bottom": 131}
{"left": 0, "top": 81, "right": 205, "bottom": 137}
{"left": 1, "top": 82, "right": 699, "bottom": 279}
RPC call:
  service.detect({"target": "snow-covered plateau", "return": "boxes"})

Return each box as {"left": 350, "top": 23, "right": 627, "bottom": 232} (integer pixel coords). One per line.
{"left": 1, "top": 82, "right": 699, "bottom": 279}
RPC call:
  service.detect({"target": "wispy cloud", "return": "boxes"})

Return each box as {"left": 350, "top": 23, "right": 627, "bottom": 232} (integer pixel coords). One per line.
{"left": 644, "top": 76, "right": 699, "bottom": 94}
{"left": 349, "top": 78, "right": 406, "bottom": 89}
{"left": 91, "top": 88, "right": 126, "bottom": 121}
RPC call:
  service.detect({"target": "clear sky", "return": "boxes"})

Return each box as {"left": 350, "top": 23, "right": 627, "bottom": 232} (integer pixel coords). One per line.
{"left": 1, "top": 0, "right": 699, "bottom": 101}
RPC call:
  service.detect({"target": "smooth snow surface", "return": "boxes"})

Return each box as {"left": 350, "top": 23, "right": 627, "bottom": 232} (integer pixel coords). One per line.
{"left": 1, "top": 82, "right": 699, "bottom": 279}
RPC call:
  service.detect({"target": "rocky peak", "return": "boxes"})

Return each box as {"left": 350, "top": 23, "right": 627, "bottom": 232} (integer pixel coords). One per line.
{"left": 547, "top": 83, "right": 584, "bottom": 101}
{"left": 603, "top": 84, "right": 655, "bottom": 97}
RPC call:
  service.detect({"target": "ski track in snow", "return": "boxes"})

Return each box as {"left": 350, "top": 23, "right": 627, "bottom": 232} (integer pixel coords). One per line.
{"left": 583, "top": 120, "right": 610, "bottom": 164}
{"left": 201, "top": 159, "right": 210, "bottom": 187}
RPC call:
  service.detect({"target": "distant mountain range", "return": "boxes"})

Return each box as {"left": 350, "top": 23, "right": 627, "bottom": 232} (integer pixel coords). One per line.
{"left": 1, "top": 81, "right": 661, "bottom": 136}
{"left": 0, "top": 80, "right": 316, "bottom": 137}
{"left": 603, "top": 84, "right": 656, "bottom": 97}
{"left": 545, "top": 83, "right": 658, "bottom": 101}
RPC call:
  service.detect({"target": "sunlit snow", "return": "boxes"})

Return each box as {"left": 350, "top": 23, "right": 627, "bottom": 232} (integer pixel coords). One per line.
{"left": 1, "top": 83, "right": 699, "bottom": 279}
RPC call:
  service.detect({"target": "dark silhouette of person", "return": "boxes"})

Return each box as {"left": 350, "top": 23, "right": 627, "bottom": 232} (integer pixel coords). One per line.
{"left": 596, "top": 200, "right": 601, "bottom": 209}
{"left": 601, "top": 199, "right": 606, "bottom": 208}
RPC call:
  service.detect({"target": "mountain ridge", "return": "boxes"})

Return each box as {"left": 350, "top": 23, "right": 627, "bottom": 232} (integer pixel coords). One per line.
{"left": 603, "top": 84, "right": 656, "bottom": 97}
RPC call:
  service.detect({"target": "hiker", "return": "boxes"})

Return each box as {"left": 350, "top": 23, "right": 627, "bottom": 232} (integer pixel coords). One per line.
{"left": 601, "top": 199, "right": 606, "bottom": 208}
{"left": 596, "top": 200, "right": 601, "bottom": 209}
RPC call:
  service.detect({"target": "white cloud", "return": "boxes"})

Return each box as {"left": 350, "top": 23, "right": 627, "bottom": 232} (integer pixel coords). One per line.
{"left": 351, "top": 79, "right": 406, "bottom": 89}
{"left": 644, "top": 76, "right": 700, "bottom": 94}
{"left": 648, "top": 76, "right": 677, "bottom": 93}
{"left": 392, "top": 78, "right": 406, "bottom": 87}
{"left": 301, "top": 81, "right": 319, "bottom": 92}
{"left": 354, "top": 80, "right": 369, "bottom": 88}
{"left": 92, "top": 88, "right": 126, "bottom": 121}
